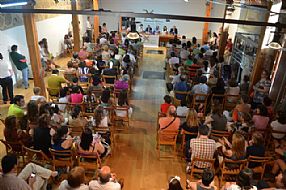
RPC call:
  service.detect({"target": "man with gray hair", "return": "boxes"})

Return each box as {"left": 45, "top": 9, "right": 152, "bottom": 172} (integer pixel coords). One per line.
{"left": 89, "top": 166, "right": 121, "bottom": 190}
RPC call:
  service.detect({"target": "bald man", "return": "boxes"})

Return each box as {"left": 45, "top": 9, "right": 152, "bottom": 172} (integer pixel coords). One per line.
{"left": 158, "top": 105, "right": 180, "bottom": 141}
{"left": 89, "top": 166, "right": 121, "bottom": 190}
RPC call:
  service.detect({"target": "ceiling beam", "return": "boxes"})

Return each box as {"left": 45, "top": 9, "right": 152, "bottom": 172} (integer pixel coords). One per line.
{"left": 0, "top": 8, "right": 285, "bottom": 28}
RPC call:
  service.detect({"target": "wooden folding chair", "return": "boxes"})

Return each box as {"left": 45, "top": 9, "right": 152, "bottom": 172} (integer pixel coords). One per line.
{"left": 69, "top": 126, "right": 84, "bottom": 137}
{"left": 268, "top": 129, "right": 286, "bottom": 150}
{"left": 102, "top": 75, "right": 117, "bottom": 87}
{"left": 157, "top": 130, "right": 179, "bottom": 159}
{"left": 47, "top": 88, "right": 60, "bottom": 102}
{"left": 189, "top": 157, "right": 215, "bottom": 181}
{"left": 180, "top": 130, "right": 197, "bottom": 151}
{"left": 192, "top": 94, "right": 209, "bottom": 116}
{"left": 75, "top": 144, "right": 102, "bottom": 175}
{"left": 246, "top": 156, "right": 272, "bottom": 180}
{"left": 23, "top": 146, "right": 50, "bottom": 167}
{"left": 49, "top": 148, "right": 74, "bottom": 171}
{"left": 224, "top": 94, "right": 240, "bottom": 111}
{"left": 114, "top": 106, "right": 130, "bottom": 127}
{"left": 210, "top": 130, "right": 231, "bottom": 141}
{"left": 220, "top": 159, "right": 247, "bottom": 186}
{"left": 173, "top": 90, "right": 189, "bottom": 107}
{"left": 0, "top": 139, "right": 25, "bottom": 163}
{"left": 64, "top": 73, "right": 77, "bottom": 82}
{"left": 211, "top": 94, "right": 225, "bottom": 106}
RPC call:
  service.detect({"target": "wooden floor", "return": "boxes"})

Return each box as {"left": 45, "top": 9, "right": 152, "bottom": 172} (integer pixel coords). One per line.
{"left": 0, "top": 48, "right": 188, "bottom": 190}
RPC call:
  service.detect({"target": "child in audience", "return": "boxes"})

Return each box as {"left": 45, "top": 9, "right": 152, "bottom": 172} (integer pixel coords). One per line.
{"left": 30, "top": 87, "right": 46, "bottom": 102}
{"left": 70, "top": 86, "right": 83, "bottom": 104}
{"left": 160, "top": 95, "right": 173, "bottom": 114}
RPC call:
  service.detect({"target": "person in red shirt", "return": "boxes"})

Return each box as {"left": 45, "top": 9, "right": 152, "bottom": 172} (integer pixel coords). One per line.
{"left": 160, "top": 95, "right": 173, "bottom": 114}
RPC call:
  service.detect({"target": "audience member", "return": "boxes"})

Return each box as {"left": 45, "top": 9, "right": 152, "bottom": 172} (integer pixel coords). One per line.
{"left": 205, "top": 105, "right": 227, "bottom": 131}
{"left": 252, "top": 105, "right": 270, "bottom": 131}
{"left": 160, "top": 95, "right": 173, "bottom": 114}
{"left": 89, "top": 166, "right": 122, "bottom": 190}
{"left": 78, "top": 127, "right": 105, "bottom": 157}
{"left": 187, "top": 168, "right": 216, "bottom": 190}
{"left": 187, "top": 125, "right": 216, "bottom": 170}
{"left": 10, "top": 45, "right": 29, "bottom": 89}
{"left": 47, "top": 70, "right": 67, "bottom": 96}
{"left": 158, "top": 106, "right": 180, "bottom": 141}
{"left": 168, "top": 176, "right": 183, "bottom": 190}
{"left": 33, "top": 114, "right": 52, "bottom": 156}
{"left": 246, "top": 132, "right": 265, "bottom": 168}
{"left": 30, "top": 87, "right": 46, "bottom": 102}
{"left": 7, "top": 95, "right": 25, "bottom": 119}
{"left": 176, "top": 98, "right": 189, "bottom": 117}
{"left": 59, "top": 166, "right": 89, "bottom": 190}
{"left": 52, "top": 125, "right": 73, "bottom": 151}
{"left": 252, "top": 70, "right": 271, "bottom": 108}
{"left": 0, "top": 155, "right": 57, "bottom": 190}
{"left": 0, "top": 53, "right": 14, "bottom": 104}
{"left": 70, "top": 86, "right": 83, "bottom": 104}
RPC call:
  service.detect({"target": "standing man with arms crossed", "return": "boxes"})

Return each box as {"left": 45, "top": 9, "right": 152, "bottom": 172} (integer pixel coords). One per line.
{"left": 10, "top": 45, "right": 29, "bottom": 89}
{"left": 0, "top": 53, "right": 14, "bottom": 104}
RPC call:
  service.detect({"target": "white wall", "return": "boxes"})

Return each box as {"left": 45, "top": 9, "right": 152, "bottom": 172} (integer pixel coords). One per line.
{"left": 0, "top": 14, "right": 72, "bottom": 83}
{"left": 0, "top": 14, "right": 72, "bottom": 62}
{"left": 99, "top": 0, "right": 206, "bottom": 39}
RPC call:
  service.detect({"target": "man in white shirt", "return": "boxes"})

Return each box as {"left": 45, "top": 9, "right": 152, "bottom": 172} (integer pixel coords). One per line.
{"left": 191, "top": 76, "right": 210, "bottom": 101}
{"left": 86, "top": 16, "right": 93, "bottom": 42}
{"left": 0, "top": 53, "right": 14, "bottom": 104}
{"left": 169, "top": 52, "right": 180, "bottom": 71}
{"left": 89, "top": 166, "right": 121, "bottom": 190}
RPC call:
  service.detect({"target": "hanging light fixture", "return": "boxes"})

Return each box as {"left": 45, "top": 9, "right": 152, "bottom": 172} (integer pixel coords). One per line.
{"left": 0, "top": 1, "right": 28, "bottom": 8}
{"left": 127, "top": 20, "right": 140, "bottom": 40}
{"left": 269, "top": 33, "right": 282, "bottom": 49}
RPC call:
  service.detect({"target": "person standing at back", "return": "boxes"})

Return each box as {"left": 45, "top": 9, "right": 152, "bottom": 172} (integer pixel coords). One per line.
{"left": 9, "top": 45, "right": 29, "bottom": 89}
{"left": 0, "top": 53, "right": 14, "bottom": 104}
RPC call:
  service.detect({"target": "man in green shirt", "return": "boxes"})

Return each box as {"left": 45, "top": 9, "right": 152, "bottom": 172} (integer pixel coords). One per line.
{"left": 8, "top": 95, "right": 25, "bottom": 119}
{"left": 9, "top": 45, "right": 29, "bottom": 89}
{"left": 47, "top": 70, "right": 68, "bottom": 96}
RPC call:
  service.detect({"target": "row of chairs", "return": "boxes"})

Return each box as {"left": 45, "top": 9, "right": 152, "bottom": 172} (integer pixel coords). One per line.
{"left": 173, "top": 91, "right": 240, "bottom": 114}
{"left": 0, "top": 139, "right": 101, "bottom": 176}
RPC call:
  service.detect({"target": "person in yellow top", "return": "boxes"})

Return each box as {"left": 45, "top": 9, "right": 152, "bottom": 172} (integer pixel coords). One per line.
{"left": 47, "top": 70, "right": 68, "bottom": 96}
{"left": 8, "top": 95, "right": 25, "bottom": 119}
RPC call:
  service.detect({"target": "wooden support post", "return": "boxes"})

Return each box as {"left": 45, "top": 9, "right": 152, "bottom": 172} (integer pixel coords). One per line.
{"left": 250, "top": 2, "right": 272, "bottom": 88}
{"left": 71, "top": 0, "right": 80, "bottom": 52}
{"left": 218, "top": 30, "right": 229, "bottom": 59}
{"left": 119, "top": 16, "right": 122, "bottom": 33}
{"left": 93, "top": 0, "right": 99, "bottom": 40}
{"left": 202, "top": 1, "right": 212, "bottom": 44}
{"left": 23, "top": 13, "right": 46, "bottom": 97}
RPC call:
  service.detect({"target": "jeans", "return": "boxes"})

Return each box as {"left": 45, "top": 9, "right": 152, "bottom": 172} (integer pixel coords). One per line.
{"left": 18, "top": 163, "right": 52, "bottom": 190}
{"left": 22, "top": 67, "right": 29, "bottom": 88}
{"left": 0, "top": 76, "right": 14, "bottom": 102}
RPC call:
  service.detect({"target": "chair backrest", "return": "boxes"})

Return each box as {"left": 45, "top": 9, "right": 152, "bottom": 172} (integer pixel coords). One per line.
{"left": 69, "top": 126, "right": 84, "bottom": 137}
{"left": 75, "top": 144, "right": 102, "bottom": 171}
{"left": 211, "top": 94, "right": 225, "bottom": 106}
{"left": 114, "top": 106, "right": 129, "bottom": 118}
{"left": 102, "top": 75, "right": 116, "bottom": 85}
{"left": 224, "top": 94, "right": 240, "bottom": 111}
{"left": 158, "top": 130, "right": 179, "bottom": 144}
{"left": 64, "top": 73, "right": 77, "bottom": 82}
{"left": 23, "top": 146, "right": 49, "bottom": 165}
{"left": 210, "top": 130, "right": 231, "bottom": 140}
{"left": 246, "top": 156, "right": 272, "bottom": 167}
{"left": 91, "top": 88, "right": 103, "bottom": 98}
{"left": 191, "top": 157, "right": 215, "bottom": 170}
{"left": 47, "top": 88, "right": 60, "bottom": 101}
{"left": 0, "top": 139, "right": 12, "bottom": 154}
{"left": 192, "top": 93, "right": 209, "bottom": 115}
{"left": 0, "top": 139, "right": 23, "bottom": 154}
{"left": 49, "top": 148, "right": 73, "bottom": 169}
{"left": 222, "top": 158, "right": 247, "bottom": 170}
{"left": 174, "top": 91, "right": 189, "bottom": 107}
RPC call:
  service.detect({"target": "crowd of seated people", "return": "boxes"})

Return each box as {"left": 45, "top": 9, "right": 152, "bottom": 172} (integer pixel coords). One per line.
{"left": 156, "top": 33, "right": 286, "bottom": 190}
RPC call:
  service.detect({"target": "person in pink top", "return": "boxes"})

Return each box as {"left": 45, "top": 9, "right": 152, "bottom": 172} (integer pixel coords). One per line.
{"left": 70, "top": 86, "right": 83, "bottom": 104}
{"left": 252, "top": 105, "right": 270, "bottom": 131}
{"left": 114, "top": 75, "right": 129, "bottom": 90}
{"left": 78, "top": 46, "right": 89, "bottom": 61}
{"left": 158, "top": 105, "right": 180, "bottom": 141}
